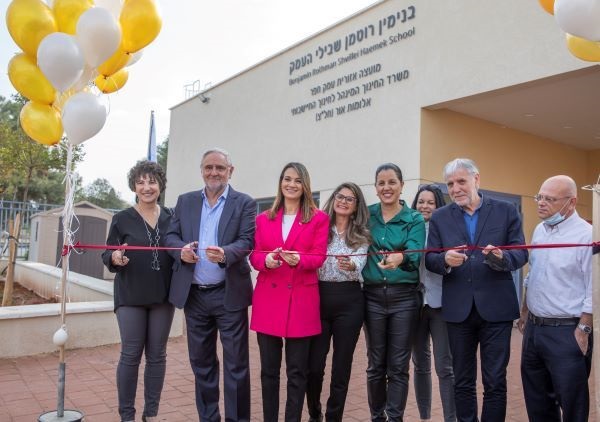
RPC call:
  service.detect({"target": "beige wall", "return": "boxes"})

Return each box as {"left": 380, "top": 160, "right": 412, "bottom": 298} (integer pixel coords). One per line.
{"left": 168, "top": 0, "right": 596, "bottom": 228}
{"left": 420, "top": 108, "right": 595, "bottom": 240}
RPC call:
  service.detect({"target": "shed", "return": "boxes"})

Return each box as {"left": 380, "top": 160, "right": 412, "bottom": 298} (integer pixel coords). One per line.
{"left": 29, "top": 201, "right": 114, "bottom": 280}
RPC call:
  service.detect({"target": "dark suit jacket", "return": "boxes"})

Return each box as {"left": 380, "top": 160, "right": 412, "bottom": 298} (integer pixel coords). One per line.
{"left": 165, "top": 187, "right": 257, "bottom": 311}
{"left": 425, "top": 196, "right": 528, "bottom": 323}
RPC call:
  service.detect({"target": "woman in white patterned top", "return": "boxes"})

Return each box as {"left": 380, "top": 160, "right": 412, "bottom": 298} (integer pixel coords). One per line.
{"left": 306, "top": 182, "right": 371, "bottom": 422}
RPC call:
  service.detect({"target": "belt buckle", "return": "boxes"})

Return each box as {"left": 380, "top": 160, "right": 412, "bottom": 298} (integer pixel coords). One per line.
{"left": 529, "top": 313, "right": 540, "bottom": 325}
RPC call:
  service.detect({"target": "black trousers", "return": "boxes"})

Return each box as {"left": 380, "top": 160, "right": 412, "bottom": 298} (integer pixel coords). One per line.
{"left": 446, "top": 304, "right": 512, "bottom": 422}
{"left": 257, "top": 332, "right": 312, "bottom": 422}
{"left": 521, "top": 321, "right": 592, "bottom": 422}
{"left": 306, "top": 281, "right": 364, "bottom": 422}
{"left": 184, "top": 285, "right": 250, "bottom": 422}
{"left": 363, "top": 283, "right": 421, "bottom": 422}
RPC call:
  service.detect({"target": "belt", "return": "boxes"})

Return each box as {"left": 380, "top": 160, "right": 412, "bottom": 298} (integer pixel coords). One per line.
{"left": 363, "top": 282, "right": 418, "bottom": 289}
{"left": 194, "top": 280, "right": 225, "bottom": 291}
{"left": 528, "top": 313, "right": 578, "bottom": 327}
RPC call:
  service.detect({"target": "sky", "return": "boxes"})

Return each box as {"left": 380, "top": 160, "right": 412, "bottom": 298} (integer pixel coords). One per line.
{"left": 0, "top": 0, "right": 377, "bottom": 204}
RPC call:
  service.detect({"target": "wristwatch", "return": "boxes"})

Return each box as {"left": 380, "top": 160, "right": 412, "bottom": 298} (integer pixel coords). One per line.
{"left": 577, "top": 323, "right": 592, "bottom": 334}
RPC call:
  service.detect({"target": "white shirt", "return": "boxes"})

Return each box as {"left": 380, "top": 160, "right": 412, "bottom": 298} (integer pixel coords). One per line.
{"left": 318, "top": 230, "right": 368, "bottom": 282}
{"left": 420, "top": 223, "right": 444, "bottom": 308}
{"left": 525, "top": 211, "right": 592, "bottom": 318}
{"left": 282, "top": 214, "right": 295, "bottom": 242}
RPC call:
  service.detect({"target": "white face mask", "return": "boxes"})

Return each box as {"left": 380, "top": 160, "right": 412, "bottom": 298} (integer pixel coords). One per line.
{"left": 543, "top": 198, "right": 571, "bottom": 226}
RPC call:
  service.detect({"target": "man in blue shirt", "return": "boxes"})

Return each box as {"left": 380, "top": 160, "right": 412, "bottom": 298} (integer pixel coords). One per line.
{"left": 166, "top": 148, "right": 256, "bottom": 422}
{"left": 425, "top": 158, "right": 528, "bottom": 422}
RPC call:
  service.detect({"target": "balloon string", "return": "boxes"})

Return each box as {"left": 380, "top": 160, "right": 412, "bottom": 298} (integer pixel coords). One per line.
{"left": 62, "top": 241, "right": 600, "bottom": 257}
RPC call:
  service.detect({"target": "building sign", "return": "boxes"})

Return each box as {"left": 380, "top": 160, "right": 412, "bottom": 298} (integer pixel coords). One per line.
{"left": 288, "top": 5, "right": 416, "bottom": 122}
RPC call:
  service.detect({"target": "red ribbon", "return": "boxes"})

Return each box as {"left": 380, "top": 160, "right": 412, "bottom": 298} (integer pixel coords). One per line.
{"left": 61, "top": 241, "right": 600, "bottom": 257}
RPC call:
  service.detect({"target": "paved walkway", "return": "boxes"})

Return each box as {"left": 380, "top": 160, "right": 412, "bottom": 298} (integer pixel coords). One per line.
{"left": 0, "top": 327, "right": 596, "bottom": 421}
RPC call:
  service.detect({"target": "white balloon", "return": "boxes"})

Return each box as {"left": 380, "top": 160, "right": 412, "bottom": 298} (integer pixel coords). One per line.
{"left": 76, "top": 7, "right": 121, "bottom": 68}
{"left": 71, "top": 66, "right": 97, "bottom": 92}
{"left": 126, "top": 49, "right": 144, "bottom": 67}
{"left": 52, "top": 326, "right": 68, "bottom": 347}
{"left": 37, "top": 33, "right": 84, "bottom": 92}
{"left": 62, "top": 92, "right": 107, "bottom": 145}
{"left": 555, "top": 0, "right": 600, "bottom": 41}
{"left": 94, "top": 0, "right": 123, "bottom": 20}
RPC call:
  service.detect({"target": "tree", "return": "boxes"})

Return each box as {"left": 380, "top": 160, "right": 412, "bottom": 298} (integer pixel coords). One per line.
{"left": 76, "top": 178, "right": 128, "bottom": 210}
{"left": 0, "top": 95, "right": 84, "bottom": 204}
{"left": 157, "top": 137, "right": 168, "bottom": 172}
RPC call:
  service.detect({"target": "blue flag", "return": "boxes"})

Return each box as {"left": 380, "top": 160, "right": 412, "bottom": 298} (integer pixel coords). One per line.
{"left": 147, "top": 110, "right": 157, "bottom": 162}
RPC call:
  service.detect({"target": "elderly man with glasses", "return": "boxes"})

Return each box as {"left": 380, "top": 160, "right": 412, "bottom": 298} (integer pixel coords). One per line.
{"left": 517, "top": 175, "right": 593, "bottom": 422}
{"left": 425, "top": 158, "right": 528, "bottom": 422}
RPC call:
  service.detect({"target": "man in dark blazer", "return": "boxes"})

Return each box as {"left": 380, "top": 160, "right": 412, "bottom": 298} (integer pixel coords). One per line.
{"left": 425, "top": 158, "right": 528, "bottom": 422}
{"left": 165, "top": 148, "right": 256, "bottom": 422}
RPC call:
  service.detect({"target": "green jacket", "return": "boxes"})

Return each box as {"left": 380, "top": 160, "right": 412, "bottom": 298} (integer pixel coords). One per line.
{"left": 362, "top": 201, "right": 425, "bottom": 285}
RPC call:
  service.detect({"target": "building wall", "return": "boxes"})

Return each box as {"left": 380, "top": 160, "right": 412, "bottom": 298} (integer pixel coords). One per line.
{"left": 420, "top": 108, "right": 596, "bottom": 240}
{"left": 167, "top": 0, "right": 593, "bottom": 216}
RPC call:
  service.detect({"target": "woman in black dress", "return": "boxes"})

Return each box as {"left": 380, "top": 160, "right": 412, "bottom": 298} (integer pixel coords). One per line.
{"left": 102, "top": 161, "right": 174, "bottom": 422}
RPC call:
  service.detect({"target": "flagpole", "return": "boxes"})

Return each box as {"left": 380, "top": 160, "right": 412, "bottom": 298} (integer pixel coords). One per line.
{"left": 148, "top": 110, "right": 157, "bottom": 162}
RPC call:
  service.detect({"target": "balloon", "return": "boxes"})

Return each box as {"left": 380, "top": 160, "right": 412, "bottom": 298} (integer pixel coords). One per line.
{"left": 97, "top": 47, "right": 130, "bottom": 76}
{"left": 126, "top": 49, "right": 143, "bottom": 67}
{"left": 20, "top": 101, "right": 63, "bottom": 146}
{"left": 94, "top": 68, "right": 129, "bottom": 93}
{"left": 76, "top": 7, "right": 121, "bottom": 68}
{"left": 61, "top": 92, "right": 107, "bottom": 145}
{"left": 94, "top": 0, "right": 123, "bottom": 20}
{"left": 52, "top": 0, "right": 93, "bottom": 34}
{"left": 70, "top": 65, "right": 96, "bottom": 92}
{"left": 52, "top": 326, "right": 68, "bottom": 346}
{"left": 8, "top": 53, "right": 56, "bottom": 104}
{"left": 120, "top": 0, "right": 162, "bottom": 53}
{"left": 37, "top": 32, "right": 84, "bottom": 92}
{"left": 555, "top": 0, "right": 600, "bottom": 41}
{"left": 6, "top": 0, "right": 57, "bottom": 57}
{"left": 566, "top": 33, "right": 600, "bottom": 61}
{"left": 539, "top": 0, "right": 555, "bottom": 14}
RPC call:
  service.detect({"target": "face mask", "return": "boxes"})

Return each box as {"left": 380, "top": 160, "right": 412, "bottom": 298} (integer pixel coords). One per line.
{"left": 543, "top": 198, "right": 571, "bottom": 226}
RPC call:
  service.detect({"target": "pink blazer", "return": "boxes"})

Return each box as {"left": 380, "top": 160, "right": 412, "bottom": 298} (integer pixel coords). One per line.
{"left": 250, "top": 208, "right": 329, "bottom": 338}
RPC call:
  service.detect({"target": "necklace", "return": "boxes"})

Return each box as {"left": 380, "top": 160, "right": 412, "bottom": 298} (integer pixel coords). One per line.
{"left": 142, "top": 219, "right": 161, "bottom": 271}
{"left": 334, "top": 226, "right": 345, "bottom": 236}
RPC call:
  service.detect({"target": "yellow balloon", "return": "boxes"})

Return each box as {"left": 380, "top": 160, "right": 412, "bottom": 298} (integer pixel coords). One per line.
{"left": 566, "top": 33, "right": 600, "bottom": 61}
{"left": 20, "top": 101, "right": 63, "bottom": 146}
{"left": 120, "top": 0, "right": 162, "bottom": 53}
{"left": 538, "top": 0, "right": 554, "bottom": 15}
{"left": 8, "top": 53, "right": 56, "bottom": 104}
{"left": 97, "top": 47, "right": 131, "bottom": 76}
{"left": 53, "top": 87, "right": 76, "bottom": 111}
{"left": 53, "top": 0, "right": 94, "bottom": 34}
{"left": 95, "top": 68, "right": 129, "bottom": 93}
{"left": 6, "top": 0, "right": 58, "bottom": 58}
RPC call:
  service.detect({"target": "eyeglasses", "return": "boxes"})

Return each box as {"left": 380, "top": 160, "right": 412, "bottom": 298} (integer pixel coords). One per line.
{"left": 533, "top": 194, "right": 571, "bottom": 204}
{"left": 334, "top": 193, "right": 356, "bottom": 204}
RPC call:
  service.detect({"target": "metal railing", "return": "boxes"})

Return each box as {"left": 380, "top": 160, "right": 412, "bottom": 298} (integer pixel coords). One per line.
{"left": 0, "top": 199, "right": 61, "bottom": 260}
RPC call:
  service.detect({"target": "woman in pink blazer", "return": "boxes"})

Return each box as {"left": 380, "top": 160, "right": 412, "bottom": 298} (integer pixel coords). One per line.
{"left": 250, "top": 162, "right": 329, "bottom": 422}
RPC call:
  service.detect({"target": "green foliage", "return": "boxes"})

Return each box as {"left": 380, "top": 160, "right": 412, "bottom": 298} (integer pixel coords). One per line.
{"left": 0, "top": 95, "right": 85, "bottom": 203}
{"left": 76, "top": 178, "right": 128, "bottom": 210}
{"left": 157, "top": 137, "right": 168, "bottom": 173}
